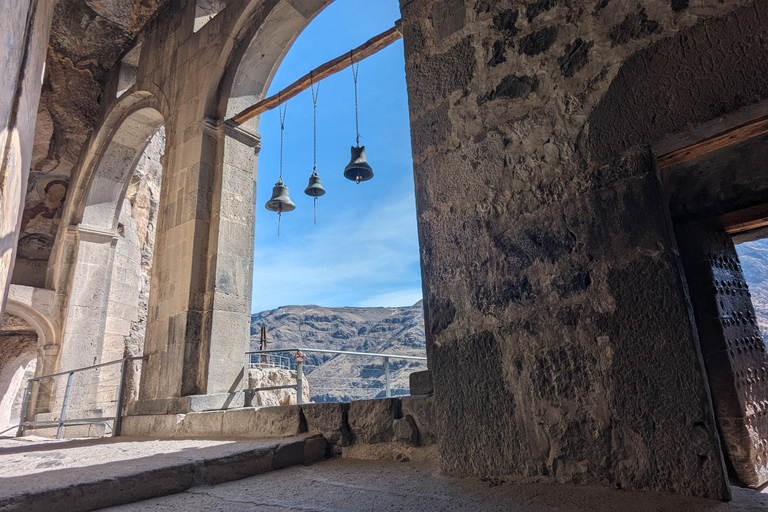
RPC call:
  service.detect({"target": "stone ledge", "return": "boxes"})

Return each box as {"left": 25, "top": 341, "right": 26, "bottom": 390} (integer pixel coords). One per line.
{"left": 126, "top": 392, "right": 246, "bottom": 416}
{"left": 122, "top": 406, "right": 304, "bottom": 438}
{"left": 0, "top": 435, "right": 325, "bottom": 512}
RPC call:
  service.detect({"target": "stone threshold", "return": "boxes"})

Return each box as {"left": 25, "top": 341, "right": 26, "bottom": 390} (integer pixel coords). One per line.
{"left": 0, "top": 434, "right": 326, "bottom": 512}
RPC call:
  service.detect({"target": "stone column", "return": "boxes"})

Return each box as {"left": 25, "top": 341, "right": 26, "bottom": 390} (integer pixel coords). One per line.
{"left": 0, "top": 0, "right": 54, "bottom": 317}
{"left": 137, "top": 117, "right": 257, "bottom": 411}
{"left": 56, "top": 226, "right": 118, "bottom": 410}
{"left": 399, "top": 0, "right": 728, "bottom": 500}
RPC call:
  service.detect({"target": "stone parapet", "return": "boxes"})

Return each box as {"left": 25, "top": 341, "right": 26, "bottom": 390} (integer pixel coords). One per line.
{"left": 122, "top": 395, "right": 438, "bottom": 461}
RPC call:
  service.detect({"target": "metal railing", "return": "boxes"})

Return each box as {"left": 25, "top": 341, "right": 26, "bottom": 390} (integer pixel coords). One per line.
{"left": 245, "top": 348, "right": 427, "bottom": 405}
{"left": 16, "top": 356, "right": 146, "bottom": 439}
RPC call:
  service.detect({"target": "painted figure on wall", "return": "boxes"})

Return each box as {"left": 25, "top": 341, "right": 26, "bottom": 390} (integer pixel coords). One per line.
{"left": 16, "top": 174, "right": 69, "bottom": 261}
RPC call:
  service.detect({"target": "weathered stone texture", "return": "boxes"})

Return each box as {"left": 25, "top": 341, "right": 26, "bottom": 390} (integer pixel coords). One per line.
{"left": 588, "top": 0, "right": 768, "bottom": 163}
{"left": 399, "top": 0, "right": 757, "bottom": 499}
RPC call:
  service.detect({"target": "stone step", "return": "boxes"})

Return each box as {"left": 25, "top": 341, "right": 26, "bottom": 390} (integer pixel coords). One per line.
{"left": 0, "top": 434, "right": 326, "bottom": 512}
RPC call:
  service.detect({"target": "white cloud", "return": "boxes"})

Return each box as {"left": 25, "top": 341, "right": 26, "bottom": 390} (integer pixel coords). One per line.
{"left": 251, "top": 190, "right": 422, "bottom": 312}
{"left": 357, "top": 288, "right": 423, "bottom": 308}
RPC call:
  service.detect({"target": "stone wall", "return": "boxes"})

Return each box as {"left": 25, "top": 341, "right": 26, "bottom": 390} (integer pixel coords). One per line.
{"left": 398, "top": 0, "right": 768, "bottom": 500}
{"left": 0, "top": 0, "right": 53, "bottom": 314}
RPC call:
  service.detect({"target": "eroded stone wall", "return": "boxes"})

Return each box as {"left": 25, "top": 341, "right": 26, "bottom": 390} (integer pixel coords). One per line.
{"left": 101, "top": 126, "right": 164, "bottom": 403}
{"left": 398, "top": 0, "right": 766, "bottom": 499}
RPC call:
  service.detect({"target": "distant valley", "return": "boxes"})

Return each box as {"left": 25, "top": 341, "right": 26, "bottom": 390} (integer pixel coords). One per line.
{"left": 250, "top": 301, "right": 426, "bottom": 403}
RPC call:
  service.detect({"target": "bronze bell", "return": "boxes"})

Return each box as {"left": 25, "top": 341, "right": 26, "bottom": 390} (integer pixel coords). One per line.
{"left": 265, "top": 178, "right": 296, "bottom": 212}
{"left": 343, "top": 146, "right": 373, "bottom": 184}
{"left": 304, "top": 172, "right": 326, "bottom": 197}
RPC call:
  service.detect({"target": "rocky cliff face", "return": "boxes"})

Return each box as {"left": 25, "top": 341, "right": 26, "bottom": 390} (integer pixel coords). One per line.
{"left": 250, "top": 302, "right": 427, "bottom": 403}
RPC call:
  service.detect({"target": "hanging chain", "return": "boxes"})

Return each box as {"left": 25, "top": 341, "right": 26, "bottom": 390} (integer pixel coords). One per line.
{"left": 311, "top": 75, "right": 320, "bottom": 226}
{"left": 310, "top": 75, "right": 320, "bottom": 172}
{"left": 278, "top": 95, "right": 287, "bottom": 181}
{"left": 352, "top": 59, "right": 360, "bottom": 146}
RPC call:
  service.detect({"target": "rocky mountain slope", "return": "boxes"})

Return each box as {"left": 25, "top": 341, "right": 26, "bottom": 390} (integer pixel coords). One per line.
{"left": 250, "top": 301, "right": 426, "bottom": 403}
{"left": 736, "top": 239, "right": 768, "bottom": 339}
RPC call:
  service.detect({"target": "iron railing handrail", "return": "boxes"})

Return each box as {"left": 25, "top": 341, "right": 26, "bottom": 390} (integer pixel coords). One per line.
{"left": 17, "top": 356, "right": 146, "bottom": 439}
{"left": 245, "top": 348, "right": 427, "bottom": 361}
{"left": 26, "top": 356, "right": 147, "bottom": 381}
{"left": 245, "top": 348, "right": 427, "bottom": 405}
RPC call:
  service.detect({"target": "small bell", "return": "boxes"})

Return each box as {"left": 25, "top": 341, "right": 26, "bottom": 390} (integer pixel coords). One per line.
{"left": 304, "top": 172, "right": 326, "bottom": 197}
{"left": 343, "top": 146, "right": 373, "bottom": 184}
{"left": 265, "top": 178, "right": 296, "bottom": 212}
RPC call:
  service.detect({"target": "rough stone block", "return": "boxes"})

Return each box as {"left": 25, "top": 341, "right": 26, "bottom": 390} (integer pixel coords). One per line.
{"left": 303, "top": 435, "right": 328, "bottom": 464}
{"left": 177, "top": 392, "right": 245, "bottom": 413}
{"left": 272, "top": 437, "right": 306, "bottom": 469}
{"left": 220, "top": 407, "right": 258, "bottom": 437}
{"left": 201, "top": 445, "right": 274, "bottom": 485}
{"left": 301, "top": 402, "right": 351, "bottom": 446}
{"left": 394, "top": 416, "right": 419, "bottom": 446}
{"left": 126, "top": 398, "right": 173, "bottom": 416}
{"left": 253, "top": 405, "right": 304, "bottom": 437}
{"left": 348, "top": 398, "right": 400, "bottom": 444}
{"left": 120, "top": 415, "right": 153, "bottom": 437}
{"left": 153, "top": 414, "right": 184, "bottom": 437}
{"left": 409, "top": 370, "right": 433, "bottom": 396}
{"left": 401, "top": 394, "right": 437, "bottom": 446}
{"left": 178, "top": 411, "right": 224, "bottom": 437}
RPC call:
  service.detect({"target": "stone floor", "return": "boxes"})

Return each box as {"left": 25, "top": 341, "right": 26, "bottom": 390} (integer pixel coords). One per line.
{"left": 2, "top": 435, "right": 768, "bottom": 511}
{"left": 106, "top": 458, "right": 768, "bottom": 512}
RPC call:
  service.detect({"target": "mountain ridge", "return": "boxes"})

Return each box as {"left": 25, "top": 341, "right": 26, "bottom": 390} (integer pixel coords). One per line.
{"left": 249, "top": 300, "right": 426, "bottom": 402}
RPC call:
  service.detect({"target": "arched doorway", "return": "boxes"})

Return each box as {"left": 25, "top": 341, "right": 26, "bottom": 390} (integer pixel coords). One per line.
{"left": 0, "top": 313, "right": 37, "bottom": 433}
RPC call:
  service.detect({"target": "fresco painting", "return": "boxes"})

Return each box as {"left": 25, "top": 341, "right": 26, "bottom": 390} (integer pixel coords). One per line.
{"left": 16, "top": 173, "right": 69, "bottom": 262}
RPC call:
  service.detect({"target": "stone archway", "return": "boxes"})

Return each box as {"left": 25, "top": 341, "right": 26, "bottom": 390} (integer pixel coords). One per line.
{"left": 137, "top": 0, "right": 336, "bottom": 404}
{"left": 0, "top": 313, "right": 37, "bottom": 432}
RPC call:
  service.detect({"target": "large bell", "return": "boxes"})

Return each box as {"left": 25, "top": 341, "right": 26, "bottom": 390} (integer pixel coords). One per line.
{"left": 304, "top": 172, "right": 326, "bottom": 197}
{"left": 265, "top": 178, "right": 296, "bottom": 212}
{"left": 343, "top": 146, "right": 374, "bottom": 184}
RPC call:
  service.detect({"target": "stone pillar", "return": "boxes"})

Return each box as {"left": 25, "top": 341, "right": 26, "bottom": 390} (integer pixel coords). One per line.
{"left": 138, "top": 117, "right": 257, "bottom": 410}
{"left": 0, "top": 0, "right": 54, "bottom": 317}
{"left": 399, "top": 0, "right": 728, "bottom": 500}
{"left": 56, "top": 226, "right": 118, "bottom": 409}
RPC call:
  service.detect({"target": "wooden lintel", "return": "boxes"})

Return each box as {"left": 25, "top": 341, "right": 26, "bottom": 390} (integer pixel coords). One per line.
{"left": 719, "top": 204, "right": 768, "bottom": 235}
{"left": 231, "top": 23, "right": 403, "bottom": 125}
{"left": 657, "top": 115, "right": 768, "bottom": 169}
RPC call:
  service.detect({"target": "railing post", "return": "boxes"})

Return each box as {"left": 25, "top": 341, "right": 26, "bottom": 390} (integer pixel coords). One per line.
{"left": 296, "top": 359, "right": 304, "bottom": 405}
{"left": 112, "top": 358, "right": 130, "bottom": 437}
{"left": 16, "top": 380, "right": 33, "bottom": 437}
{"left": 57, "top": 372, "right": 74, "bottom": 439}
{"left": 384, "top": 357, "right": 391, "bottom": 398}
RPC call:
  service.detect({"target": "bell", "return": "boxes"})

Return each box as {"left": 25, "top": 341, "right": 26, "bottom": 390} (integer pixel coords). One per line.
{"left": 343, "top": 146, "right": 374, "bottom": 184}
{"left": 304, "top": 172, "right": 326, "bottom": 197}
{"left": 265, "top": 178, "right": 296, "bottom": 212}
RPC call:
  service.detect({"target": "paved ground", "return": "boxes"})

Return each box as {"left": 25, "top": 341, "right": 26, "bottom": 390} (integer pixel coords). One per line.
{"left": 2, "top": 435, "right": 768, "bottom": 511}
{"left": 106, "top": 458, "right": 768, "bottom": 512}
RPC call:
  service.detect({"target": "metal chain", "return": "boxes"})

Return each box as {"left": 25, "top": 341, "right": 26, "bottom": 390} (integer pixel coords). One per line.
{"left": 278, "top": 95, "right": 287, "bottom": 181}
{"left": 311, "top": 75, "right": 320, "bottom": 172}
{"left": 352, "top": 60, "right": 360, "bottom": 146}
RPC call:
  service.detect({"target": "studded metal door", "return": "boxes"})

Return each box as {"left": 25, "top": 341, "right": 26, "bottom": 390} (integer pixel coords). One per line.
{"left": 676, "top": 222, "right": 768, "bottom": 487}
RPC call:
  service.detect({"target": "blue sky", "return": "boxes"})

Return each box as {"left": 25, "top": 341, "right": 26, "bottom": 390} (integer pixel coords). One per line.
{"left": 251, "top": 0, "right": 422, "bottom": 313}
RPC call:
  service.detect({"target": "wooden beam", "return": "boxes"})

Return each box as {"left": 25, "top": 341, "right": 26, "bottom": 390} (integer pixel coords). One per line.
{"left": 231, "top": 23, "right": 402, "bottom": 125}
{"left": 719, "top": 204, "right": 768, "bottom": 235}
{"left": 657, "top": 115, "right": 768, "bottom": 169}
